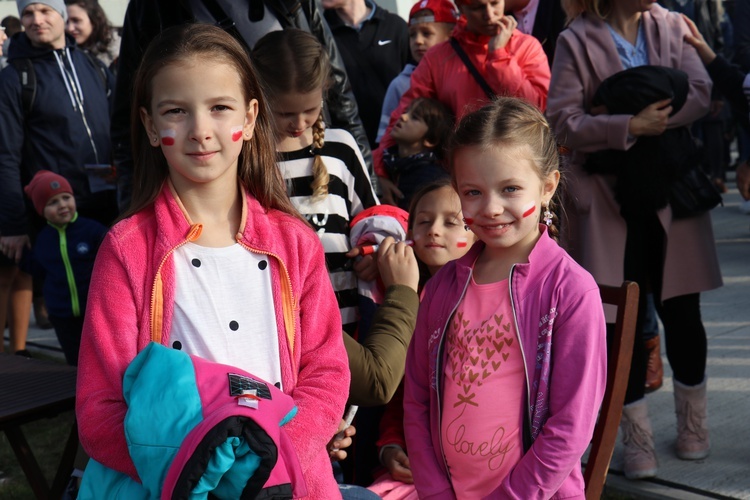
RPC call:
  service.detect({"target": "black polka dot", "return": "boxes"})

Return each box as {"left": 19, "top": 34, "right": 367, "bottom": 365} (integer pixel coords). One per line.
{"left": 258, "top": 260, "right": 268, "bottom": 270}
{"left": 191, "top": 258, "right": 201, "bottom": 268}
{"left": 229, "top": 321, "right": 239, "bottom": 331}
{"left": 172, "top": 341, "right": 182, "bottom": 350}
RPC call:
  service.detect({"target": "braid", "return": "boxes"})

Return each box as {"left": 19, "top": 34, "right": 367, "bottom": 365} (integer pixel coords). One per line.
{"left": 546, "top": 197, "right": 561, "bottom": 242}
{"left": 310, "top": 111, "right": 329, "bottom": 202}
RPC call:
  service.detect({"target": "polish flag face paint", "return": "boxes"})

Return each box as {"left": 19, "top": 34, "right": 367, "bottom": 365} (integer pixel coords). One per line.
{"left": 457, "top": 237, "right": 468, "bottom": 248}
{"left": 231, "top": 125, "right": 243, "bottom": 142}
{"left": 522, "top": 202, "right": 536, "bottom": 218}
{"left": 463, "top": 217, "right": 474, "bottom": 225}
{"left": 160, "top": 129, "right": 176, "bottom": 146}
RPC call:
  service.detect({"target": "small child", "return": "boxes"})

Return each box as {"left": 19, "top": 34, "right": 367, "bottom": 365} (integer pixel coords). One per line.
{"left": 369, "top": 178, "right": 475, "bottom": 499}
{"left": 382, "top": 97, "right": 453, "bottom": 210}
{"left": 24, "top": 170, "right": 107, "bottom": 366}
{"left": 404, "top": 98, "right": 607, "bottom": 498}
{"left": 376, "top": 0, "right": 459, "bottom": 143}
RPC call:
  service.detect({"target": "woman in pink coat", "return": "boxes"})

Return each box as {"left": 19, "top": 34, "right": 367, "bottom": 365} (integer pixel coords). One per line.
{"left": 547, "top": 0, "right": 722, "bottom": 480}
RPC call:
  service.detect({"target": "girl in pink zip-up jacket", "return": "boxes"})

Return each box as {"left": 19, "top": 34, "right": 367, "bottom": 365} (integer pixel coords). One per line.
{"left": 403, "top": 97, "right": 607, "bottom": 499}
{"left": 76, "top": 25, "right": 349, "bottom": 498}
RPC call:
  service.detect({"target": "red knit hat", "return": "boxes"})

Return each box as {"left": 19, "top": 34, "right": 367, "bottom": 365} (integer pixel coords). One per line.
{"left": 409, "top": 0, "right": 460, "bottom": 25}
{"left": 24, "top": 170, "right": 73, "bottom": 215}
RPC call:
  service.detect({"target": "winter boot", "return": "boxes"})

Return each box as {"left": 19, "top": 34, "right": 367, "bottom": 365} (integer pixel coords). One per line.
{"left": 620, "top": 399, "right": 658, "bottom": 479}
{"left": 644, "top": 336, "right": 663, "bottom": 393}
{"left": 674, "top": 378, "right": 710, "bottom": 460}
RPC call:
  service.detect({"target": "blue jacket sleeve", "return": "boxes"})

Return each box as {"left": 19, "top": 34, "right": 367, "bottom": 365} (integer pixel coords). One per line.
{"left": 0, "top": 66, "right": 29, "bottom": 236}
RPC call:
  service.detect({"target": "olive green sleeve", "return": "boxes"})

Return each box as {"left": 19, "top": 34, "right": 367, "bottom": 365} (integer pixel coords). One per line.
{"left": 345, "top": 285, "right": 420, "bottom": 407}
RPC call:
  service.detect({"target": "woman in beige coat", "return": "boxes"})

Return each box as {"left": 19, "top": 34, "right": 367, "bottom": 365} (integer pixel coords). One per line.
{"left": 547, "top": 0, "right": 722, "bottom": 480}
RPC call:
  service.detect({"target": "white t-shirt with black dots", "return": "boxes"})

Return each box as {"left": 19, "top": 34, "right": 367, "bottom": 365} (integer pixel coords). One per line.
{"left": 168, "top": 242, "right": 282, "bottom": 388}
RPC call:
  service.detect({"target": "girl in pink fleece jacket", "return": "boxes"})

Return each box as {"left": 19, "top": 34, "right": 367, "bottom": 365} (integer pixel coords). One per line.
{"left": 403, "top": 97, "right": 606, "bottom": 499}
{"left": 76, "top": 24, "right": 349, "bottom": 498}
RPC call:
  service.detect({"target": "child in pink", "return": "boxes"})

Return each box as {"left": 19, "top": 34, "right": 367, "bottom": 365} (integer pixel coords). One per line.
{"left": 403, "top": 98, "right": 606, "bottom": 499}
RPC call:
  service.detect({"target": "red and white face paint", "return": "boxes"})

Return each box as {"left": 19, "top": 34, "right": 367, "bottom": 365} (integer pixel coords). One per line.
{"left": 453, "top": 144, "right": 557, "bottom": 260}
{"left": 160, "top": 129, "right": 176, "bottom": 146}
{"left": 521, "top": 202, "right": 536, "bottom": 218}
{"left": 231, "top": 125, "right": 244, "bottom": 142}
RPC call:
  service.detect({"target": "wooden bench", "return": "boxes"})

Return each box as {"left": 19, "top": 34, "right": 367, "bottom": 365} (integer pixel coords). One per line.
{"left": 0, "top": 354, "right": 78, "bottom": 499}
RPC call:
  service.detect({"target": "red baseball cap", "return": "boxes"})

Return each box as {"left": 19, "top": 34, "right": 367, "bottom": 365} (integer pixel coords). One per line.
{"left": 409, "top": 0, "right": 460, "bottom": 25}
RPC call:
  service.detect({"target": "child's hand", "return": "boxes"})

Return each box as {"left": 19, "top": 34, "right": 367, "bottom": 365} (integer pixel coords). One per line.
{"left": 377, "top": 176, "right": 403, "bottom": 206}
{"left": 488, "top": 15, "right": 517, "bottom": 52}
{"left": 382, "top": 446, "right": 413, "bottom": 483}
{"left": 682, "top": 14, "right": 716, "bottom": 65}
{"left": 377, "top": 237, "right": 419, "bottom": 292}
{"left": 328, "top": 420, "right": 356, "bottom": 462}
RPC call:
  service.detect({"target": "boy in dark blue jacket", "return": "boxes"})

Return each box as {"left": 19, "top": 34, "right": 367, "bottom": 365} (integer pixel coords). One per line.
{"left": 24, "top": 170, "right": 107, "bottom": 365}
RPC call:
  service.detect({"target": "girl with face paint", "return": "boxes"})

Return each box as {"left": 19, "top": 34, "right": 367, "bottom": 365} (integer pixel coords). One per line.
{"left": 402, "top": 98, "right": 607, "bottom": 499}
{"left": 76, "top": 24, "right": 350, "bottom": 498}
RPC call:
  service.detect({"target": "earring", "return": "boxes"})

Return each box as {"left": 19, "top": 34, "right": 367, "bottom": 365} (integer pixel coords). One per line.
{"left": 152, "top": 136, "right": 157, "bottom": 143}
{"left": 543, "top": 203, "right": 553, "bottom": 227}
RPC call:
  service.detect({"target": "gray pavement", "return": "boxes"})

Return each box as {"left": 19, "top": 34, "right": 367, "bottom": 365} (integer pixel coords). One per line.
{"left": 4, "top": 174, "right": 750, "bottom": 498}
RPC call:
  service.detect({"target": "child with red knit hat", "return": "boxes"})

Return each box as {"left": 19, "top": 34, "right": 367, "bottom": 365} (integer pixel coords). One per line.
{"left": 376, "top": 0, "right": 459, "bottom": 144}
{"left": 24, "top": 170, "right": 108, "bottom": 366}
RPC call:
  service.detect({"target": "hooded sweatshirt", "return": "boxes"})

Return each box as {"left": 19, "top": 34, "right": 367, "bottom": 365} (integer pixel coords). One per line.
{"left": 0, "top": 32, "right": 114, "bottom": 236}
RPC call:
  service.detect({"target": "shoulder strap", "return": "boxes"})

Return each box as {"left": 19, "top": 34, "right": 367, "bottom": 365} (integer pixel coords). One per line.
{"left": 450, "top": 37, "right": 496, "bottom": 100}
{"left": 10, "top": 58, "right": 37, "bottom": 115}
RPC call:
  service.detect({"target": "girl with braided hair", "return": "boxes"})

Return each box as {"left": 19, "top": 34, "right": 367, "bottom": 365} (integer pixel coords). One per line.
{"left": 252, "top": 29, "right": 379, "bottom": 337}
{"left": 403, "top": 97, "right": 607, "bottom": 498}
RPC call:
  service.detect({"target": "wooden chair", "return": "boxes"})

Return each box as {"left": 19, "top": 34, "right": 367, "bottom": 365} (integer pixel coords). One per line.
{"left": 584, "top": 281, "right": 640, "bottom": 500}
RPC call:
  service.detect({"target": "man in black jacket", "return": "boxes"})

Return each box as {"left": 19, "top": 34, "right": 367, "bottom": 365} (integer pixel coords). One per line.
{"left": 112, "top": 0, "right": 371, "bottom": 211}
{"left": 323, "top": 0, "right": 409, "bottom": 149}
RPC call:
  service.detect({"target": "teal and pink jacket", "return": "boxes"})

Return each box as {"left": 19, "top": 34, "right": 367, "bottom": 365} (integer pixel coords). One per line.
{"left": 404, "top": 228, "right": 607, "bottom": 499}
{"left": 76, "top": 182, "right": 349, "bottom": 498}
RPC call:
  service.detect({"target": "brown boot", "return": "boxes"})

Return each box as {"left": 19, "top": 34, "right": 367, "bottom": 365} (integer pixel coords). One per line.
{"left": 644, "top": 336, "right": 663, "bottom": 393}
{"left": 674, "top": 379, "right": 710, "bottom": 460}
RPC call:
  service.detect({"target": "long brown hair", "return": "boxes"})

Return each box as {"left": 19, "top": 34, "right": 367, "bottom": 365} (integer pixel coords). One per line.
{"left": 124, "top": 23, "right": 302, "bottom": 222}
{"left": 448, "top": 97, "right": 562, "bottom": 240}
{"left": 252, "top": 29, "right": 333, "bottom": 202}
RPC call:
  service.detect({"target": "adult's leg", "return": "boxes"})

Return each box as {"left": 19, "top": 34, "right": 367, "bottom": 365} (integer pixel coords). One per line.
{"left": 657, "top": 293, "right": 707, "bottom": 386}
{"left": 8, "top": 270, "right": 32, "bottom": 353}
{"left": 0, "top": 263, "right": 18, "bottom": 353}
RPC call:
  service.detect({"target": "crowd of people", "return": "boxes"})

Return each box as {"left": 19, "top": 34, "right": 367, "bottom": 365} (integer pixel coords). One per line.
{"left": 1, "top": 0, "right": 749, "bottom": 498}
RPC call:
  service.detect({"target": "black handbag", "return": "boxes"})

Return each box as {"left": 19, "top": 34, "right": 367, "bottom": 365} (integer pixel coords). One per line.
{"left": 669, "top": 167, "right": 723, "bottom": 219}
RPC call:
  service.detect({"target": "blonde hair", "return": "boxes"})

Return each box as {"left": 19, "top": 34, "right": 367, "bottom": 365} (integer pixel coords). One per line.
{"left": 449, "top": 97, "right": 562, "bottom": 241}
{"left": 252, "top": 29, "right": 333, "bottom": 203}
{"left": 562, "top": 0, "right": 612, "bottom": 23}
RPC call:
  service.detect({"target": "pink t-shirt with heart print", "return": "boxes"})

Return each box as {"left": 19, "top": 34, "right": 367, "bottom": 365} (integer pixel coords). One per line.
{"left": 441, "top": 277, "right": 525, "bottom": 499}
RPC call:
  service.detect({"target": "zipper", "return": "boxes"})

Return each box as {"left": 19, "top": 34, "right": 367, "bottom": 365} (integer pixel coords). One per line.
{"left": 56, "top": 224, "right": 80, "bottom": 317}
{"left": 507, "top": 264, "right": 533, "bottom": 449}
{"left": 436, "top": 268, "right": 473, "bottom": 478}
{"left": 149, "top": 224, "right": 201, "bottom": 344}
